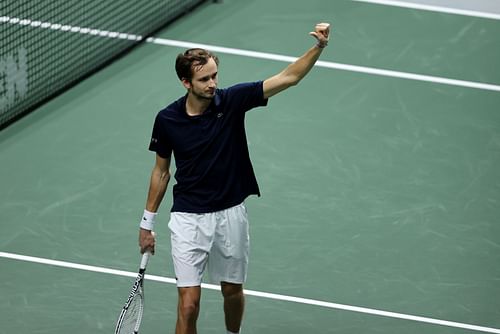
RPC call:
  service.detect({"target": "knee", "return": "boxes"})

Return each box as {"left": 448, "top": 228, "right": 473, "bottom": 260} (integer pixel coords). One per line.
{"left": 221, "top": 282, "right": 243, "bottom": 299}
{"left": 178, "top": 298, "right": 200, "bottom": 320}
{"left": 178, "top": 288, "right": 201, "bottom": 321}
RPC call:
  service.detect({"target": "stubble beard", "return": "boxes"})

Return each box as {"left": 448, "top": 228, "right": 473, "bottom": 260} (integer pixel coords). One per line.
{"left": 191, "top": 87, "right": 215, "bottom": 101}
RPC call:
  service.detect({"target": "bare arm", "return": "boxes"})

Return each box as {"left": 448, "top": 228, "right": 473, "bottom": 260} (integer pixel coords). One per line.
{"left": 263, "top": 23, "right": 330, "bottom": 99}
{"left": 139, "top": 153, "right": 171, "bottom": 254}
{"left": 145, "top": 153, "right": 171, "bottom": 212}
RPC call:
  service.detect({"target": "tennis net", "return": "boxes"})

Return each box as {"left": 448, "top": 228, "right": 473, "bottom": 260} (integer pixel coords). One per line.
{"left": 0, "top": 0, "right": 207, "bottom": 129}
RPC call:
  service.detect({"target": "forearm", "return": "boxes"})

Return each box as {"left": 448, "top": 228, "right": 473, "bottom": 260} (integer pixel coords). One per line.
{"left": 283, "top": 44, "right": 324, "bottom": 86}
{"left": 139, "top": 164, "right": 168, "bottom": 250}
{"left": 145, "top": 166, "right": 170, "bottom": 212}
{"left": 263, "top": 22, "right": 329, "bottom": 99}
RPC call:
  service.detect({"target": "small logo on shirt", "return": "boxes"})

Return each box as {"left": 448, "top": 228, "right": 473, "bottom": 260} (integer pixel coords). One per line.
{"left": 217, "top": 112, "right": 223, "bottom": 118}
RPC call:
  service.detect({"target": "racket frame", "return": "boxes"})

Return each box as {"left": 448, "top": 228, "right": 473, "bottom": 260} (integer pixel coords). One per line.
{"left": 114, "top": 252, "right": 151, "bottom": 334}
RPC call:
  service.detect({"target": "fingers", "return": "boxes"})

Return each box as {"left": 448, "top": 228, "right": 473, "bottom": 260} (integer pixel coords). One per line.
{"left": 139, "top": 229, "right": 156, "bottom": 254}
{"left": 310, "top": 22, "right": 330, "bottom": 39}
{"left": 317, "top": 22, "right": 330, "bottom": 32}
{"left": 309, "top": 22, "right": 331, "bottom": 48}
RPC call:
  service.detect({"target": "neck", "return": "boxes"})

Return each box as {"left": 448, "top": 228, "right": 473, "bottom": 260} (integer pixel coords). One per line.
{"left": 185, "top": 92, "right": 212, "bottom": 116}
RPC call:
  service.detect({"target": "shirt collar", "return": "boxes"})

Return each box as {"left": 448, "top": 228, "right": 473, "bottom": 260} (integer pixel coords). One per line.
{"left": 178, "top": 90, "right": 222, "bottom": 118}
{"left": 213, "top": 90, "right": 222, "bottom": 108}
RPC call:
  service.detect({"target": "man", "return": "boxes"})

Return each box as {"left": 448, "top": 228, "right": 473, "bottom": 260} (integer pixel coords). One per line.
{"left": 138, "top": 22, "right": 330, "bottom": 334}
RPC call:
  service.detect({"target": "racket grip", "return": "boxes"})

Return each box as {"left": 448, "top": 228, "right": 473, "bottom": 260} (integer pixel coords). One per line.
{"left": 140, "top": 251, "right": 151, "bottom": 270}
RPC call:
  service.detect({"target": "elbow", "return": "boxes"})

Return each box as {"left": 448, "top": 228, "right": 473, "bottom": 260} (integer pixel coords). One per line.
{"left": 281, "top": 71, "right": 301, "bottom": 87}
{"left": 160, "top": 170, "right": 170, "bottom": 183}
{"left": 287, "top": 74, "right": 301, "bottom": 87}
{"left": 152, "top": 165, "right": 170, "bottom": 184}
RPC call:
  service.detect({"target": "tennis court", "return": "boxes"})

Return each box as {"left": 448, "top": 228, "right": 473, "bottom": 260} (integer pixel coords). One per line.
{"left": 1, "top": 0, "right": 499, "bottom": 333}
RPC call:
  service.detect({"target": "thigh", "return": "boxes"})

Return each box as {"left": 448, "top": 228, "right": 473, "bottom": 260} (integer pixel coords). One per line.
{"left": 208, "top": 203, "right": 250, "bottom": 284}
{"left": 169, "top": 212, "right": 215, "bottom": 287}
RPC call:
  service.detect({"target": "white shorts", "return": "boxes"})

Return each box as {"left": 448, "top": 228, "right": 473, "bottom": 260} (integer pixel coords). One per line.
{"left": 168, "top": 202, "right": 250, "bottom": 287}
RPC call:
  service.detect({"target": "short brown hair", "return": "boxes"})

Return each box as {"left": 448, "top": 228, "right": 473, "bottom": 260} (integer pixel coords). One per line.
{"left": 175, "top": 48, "right": 219, "bottom": 81}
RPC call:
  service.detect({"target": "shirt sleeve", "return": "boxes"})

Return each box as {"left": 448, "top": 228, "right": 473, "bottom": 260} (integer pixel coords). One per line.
{"left": 223, "top": 81, "right": 268, "bottom": 113}
{"left": 148, "top": 112, "right": 172, "bottom": 159}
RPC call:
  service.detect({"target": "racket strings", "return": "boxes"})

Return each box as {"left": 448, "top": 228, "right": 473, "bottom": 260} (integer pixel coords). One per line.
{"left": 116, "top": 291, "right": 144, "bottom": 334}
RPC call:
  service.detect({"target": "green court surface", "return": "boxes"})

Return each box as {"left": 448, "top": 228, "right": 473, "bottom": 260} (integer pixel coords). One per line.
{"left": 1, "top": 0, "right": 500, "bottom": 333}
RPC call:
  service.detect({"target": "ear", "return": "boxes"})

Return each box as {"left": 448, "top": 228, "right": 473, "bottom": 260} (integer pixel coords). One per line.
{"left": 181, "top": 78, "right": 191, "bottom": 90}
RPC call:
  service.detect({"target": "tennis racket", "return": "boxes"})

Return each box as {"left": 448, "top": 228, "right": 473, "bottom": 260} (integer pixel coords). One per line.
{"left": 114, "top": 251, "right": 151, "bottom": 334}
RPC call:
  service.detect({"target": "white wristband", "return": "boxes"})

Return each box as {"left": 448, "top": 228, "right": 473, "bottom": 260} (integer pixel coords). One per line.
{"left": 140, "top": 209, "right": 157, "bottom": 231}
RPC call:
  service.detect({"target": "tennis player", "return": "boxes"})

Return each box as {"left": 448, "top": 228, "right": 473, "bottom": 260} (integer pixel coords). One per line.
{"left": 138, "top": 22, "right": 330, "bottom": 334}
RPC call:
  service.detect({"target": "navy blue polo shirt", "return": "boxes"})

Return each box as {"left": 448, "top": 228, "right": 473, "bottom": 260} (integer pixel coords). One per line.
{"left": 149, "top": 81, "right": 268, "bottom": 213}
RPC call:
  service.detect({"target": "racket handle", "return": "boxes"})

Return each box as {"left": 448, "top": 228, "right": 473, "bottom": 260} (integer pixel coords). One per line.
{"left": 140, "top": 251, "right": 151, "bottom": 270}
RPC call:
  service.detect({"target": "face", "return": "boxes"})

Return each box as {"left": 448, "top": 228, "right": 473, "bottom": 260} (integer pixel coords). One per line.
{"left": 184, "top": 57, "right": 218, "bottom": 100}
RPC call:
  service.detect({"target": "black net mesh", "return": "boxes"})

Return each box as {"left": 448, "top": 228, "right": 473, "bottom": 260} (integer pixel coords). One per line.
{"left": 1, "top": 0, "right": 206, "bottom": 128}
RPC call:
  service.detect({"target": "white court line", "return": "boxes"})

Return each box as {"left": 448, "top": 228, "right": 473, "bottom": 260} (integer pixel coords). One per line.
{"left": 2, "top": 15, "right": 500, "bottom": 93}
{"left": 146, "top": 37, "right": 500, "bottom": 92}
{"left": 1, "top": 251, "right": 500, "bottom": 334}
{"left": 351, "top": 0, "right": 500, "bottom": 20}
{"left": 0, "top": 15, "right": 143, "bottom": 41}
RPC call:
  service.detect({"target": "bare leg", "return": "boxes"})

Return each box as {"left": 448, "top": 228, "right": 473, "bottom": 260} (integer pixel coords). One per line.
{"left": 221, "top": 282, "right": 245, "bottom": 333}
{"left": 176, "top": 286, "right": 201, "bottom": 334}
